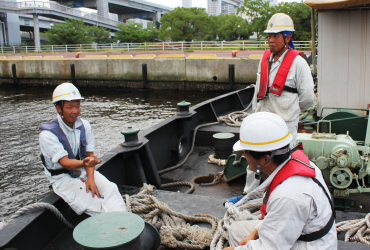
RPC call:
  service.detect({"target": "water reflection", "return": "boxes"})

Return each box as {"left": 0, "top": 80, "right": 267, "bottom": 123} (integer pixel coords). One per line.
{"left": 0, "top": 86, "right": 221, "bottom": 221}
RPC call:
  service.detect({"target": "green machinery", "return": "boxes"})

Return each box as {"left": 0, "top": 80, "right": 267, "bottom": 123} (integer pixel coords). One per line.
{"left": 224, "top": 107, "right": 370, "bottom": 209}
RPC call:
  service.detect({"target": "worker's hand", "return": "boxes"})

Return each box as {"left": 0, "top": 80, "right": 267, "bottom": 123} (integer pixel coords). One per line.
{"left": 86, "top": 178, "right": 100, "bottom": 198}
{"left": 82, "top": 157, "right": 96, "bottom": 168}
{"left": 239, "top": 229, "right": 259, "bottom": 246}
{"left": 222, "top": 248, "right": 235, "bottom": 250}
{"left": 90, "top": 153, "right": 102, "bottom": 165}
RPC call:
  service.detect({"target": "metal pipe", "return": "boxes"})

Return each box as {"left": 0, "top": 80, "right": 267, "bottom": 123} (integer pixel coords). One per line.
{"left": 229, "top": 64, "right": 235, "bottom": 91}
{"left": 70, "top": 64, "right": 75, "bottom": 84}
{"left": 142, "top": 63, "right": 148, "bottom": 89}
{"left": 311, "top": 8, "right": 317, "bottom": 76}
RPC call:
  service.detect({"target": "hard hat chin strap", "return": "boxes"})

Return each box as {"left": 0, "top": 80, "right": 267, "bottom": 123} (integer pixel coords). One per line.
{"left": 251, "top": 147, "right": 290, "bottom": 180}
{"left": 55, "top": 101, "right": 74, "bottom": 125}
{"left": 252, "top": 150, "right": 277, "bottom": 180}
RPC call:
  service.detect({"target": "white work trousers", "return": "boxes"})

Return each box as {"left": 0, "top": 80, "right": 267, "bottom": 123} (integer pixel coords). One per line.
{"left": 52, "top": 171, "right": 126, "bottom": 216}
{"left": 228, "top": 220, "right": 261, "bottom": 247}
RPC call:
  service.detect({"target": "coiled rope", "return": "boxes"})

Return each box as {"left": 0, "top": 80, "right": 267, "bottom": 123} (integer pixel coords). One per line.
{"left": 210, "top": 189, "right": 263, "bottom": 250}
{"left": 336, "top": 213, "right": 370, "bottom": 245}
{"left": 124, "top": 184, "right": 220, "bottom": 250}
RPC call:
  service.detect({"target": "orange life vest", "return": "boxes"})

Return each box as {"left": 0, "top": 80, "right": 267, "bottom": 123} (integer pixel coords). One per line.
{"left": 257, "top": 49, "right": 302, "bottom": 99}
{"left": 260, "top": 145, "right": 315, "bottom": 218}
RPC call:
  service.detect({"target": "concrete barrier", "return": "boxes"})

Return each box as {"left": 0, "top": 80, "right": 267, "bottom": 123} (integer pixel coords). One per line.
{"left": 0, "top": 57, "right": 259, "bottom": 89}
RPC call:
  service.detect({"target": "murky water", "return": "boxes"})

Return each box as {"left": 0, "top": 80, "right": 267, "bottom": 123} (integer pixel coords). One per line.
{"left": 0, "top": 86, "right": 221, "bottom": 222}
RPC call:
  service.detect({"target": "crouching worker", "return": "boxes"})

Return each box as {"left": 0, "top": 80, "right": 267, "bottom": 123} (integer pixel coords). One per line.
{"left": 224, "top": 112, "right": 337, "bottom": 250}
{"left": 39, "top": 83, "right": 126, "bottom": 216}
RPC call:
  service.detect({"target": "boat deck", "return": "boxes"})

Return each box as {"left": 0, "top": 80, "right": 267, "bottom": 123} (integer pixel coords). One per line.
{"left": 43, "top": 146, "right": 370, "bottom": 250}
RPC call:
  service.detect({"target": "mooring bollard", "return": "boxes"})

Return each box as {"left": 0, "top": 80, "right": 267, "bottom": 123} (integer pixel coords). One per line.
{"left": 11, "top": 64, "right": 17, "bottom": 85}
{"left": 70, "top": 64, "right": 75, "bottom": 85}
{"left": 142, "top": 64, "right": 148, "bottom": 89}
{"left": 142, "top": 63, "right": 148, "bottom": 89}
{"left": 229, "top": 64, "right": 235, "bottom": 91}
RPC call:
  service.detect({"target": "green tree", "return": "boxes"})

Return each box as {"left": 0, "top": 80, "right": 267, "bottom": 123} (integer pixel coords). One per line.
{"left": 274, "top": 1, "right": 312, "bottom": 41}
{"left": 217, "top": 14, "right": 251, "bottom": 41}
{"left": 115, "top": 21, "right": 159, "bottom": 43}
{"left": 44, "top": 19, "right": 94, "bottom": 45}
{"left": 158, "top": 7, "right": 209, "bottom": 41}
{"left": 88, "top": 25, "right": 110, "bottom": 43}
{"left": 239, "top": 0, "right": 313, "bottom": 41}
{"left": 238, "top": 0, "right": 273, "bottom": 41}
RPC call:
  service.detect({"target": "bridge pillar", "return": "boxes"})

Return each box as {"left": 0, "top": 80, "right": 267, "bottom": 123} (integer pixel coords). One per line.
{"left": 33, "top": 14, "right": 40, "bottom": 52}
{"left": 97, "top": 0, "right": 109, "bottom": 19}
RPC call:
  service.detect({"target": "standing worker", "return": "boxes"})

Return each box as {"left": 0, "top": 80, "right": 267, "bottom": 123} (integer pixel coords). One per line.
{"left": 244, "top": 13, "right": 315, "bottom": 193}
{"left": 224, "top": 112, "right": 337, "bottom": 250}
{"left": 39, "top": 83, "right": 126, "bottom": 216}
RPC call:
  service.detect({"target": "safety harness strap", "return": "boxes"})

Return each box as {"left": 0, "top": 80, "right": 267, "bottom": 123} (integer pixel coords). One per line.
{"left": 268, "top": 86, "right": 298, "bottom": 94}
{"left": 298, "top": 177, "right": 336, "bottom": 242}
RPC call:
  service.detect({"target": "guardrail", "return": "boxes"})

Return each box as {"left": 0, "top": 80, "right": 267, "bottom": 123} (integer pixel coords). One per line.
{"left": 0, "top": 41, "right": 316, "bottom": 54}
{"left": 0, "top": 0, "right": 121, "bottom": 26}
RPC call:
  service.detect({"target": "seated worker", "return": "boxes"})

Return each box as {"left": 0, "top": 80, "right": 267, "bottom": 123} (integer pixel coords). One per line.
{"left": 244, "top": 13, "right": 315, "bottom": 194}
{"left": 224, "top": 112, "right": 337, "bottom": 250}
{"left": 39, "top": 83, "right": 126, "bottom": 216}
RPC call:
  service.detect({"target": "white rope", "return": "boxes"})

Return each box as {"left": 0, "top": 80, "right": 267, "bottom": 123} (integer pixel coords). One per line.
{"left": 1, "top": 202, "right": 75, "bottom": 231}
{"left": 336, "top": 213, "right": 370, "bottom": 245}
{"left": 125, "top": 184, "right": 220, "bottom": 250}
{"left": 208, "top": 154, "right": 226, "bottom": 166}
{"left": 211, "top": 189, "right": 264, "bottom": 250}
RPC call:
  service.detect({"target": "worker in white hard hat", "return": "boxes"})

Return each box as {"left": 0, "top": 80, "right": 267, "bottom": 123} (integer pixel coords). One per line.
{"left": 223, "top": 112, "right": 337, "bottom": 250}
{"left": 39, "top": 83, "right": 126, "bottom": 216}
{"left": 244, "top": 13, "right": 315, "bottom": 194}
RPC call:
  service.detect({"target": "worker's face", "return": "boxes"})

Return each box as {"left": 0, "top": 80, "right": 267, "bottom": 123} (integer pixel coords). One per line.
{"left": 243, "top": 151, "right": 268, "bottom": 173}
{"left": 268, "top": 33, "right": 290, "bottom": 54}
{"left": 57, "top": 100, "right": 81, "bottom": 124}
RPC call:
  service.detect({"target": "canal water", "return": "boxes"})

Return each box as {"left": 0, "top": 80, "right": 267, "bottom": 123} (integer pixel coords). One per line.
{"left": 0, "top": 86, "right": 222, "bottom": 222}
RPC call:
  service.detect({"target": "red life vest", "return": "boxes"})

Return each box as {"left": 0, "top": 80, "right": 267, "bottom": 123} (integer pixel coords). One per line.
{"left": 260, "top": 145, "right": 316, "bottom": 218}
{"left": 257, "top": 49, "right": 302, "bottom": 99}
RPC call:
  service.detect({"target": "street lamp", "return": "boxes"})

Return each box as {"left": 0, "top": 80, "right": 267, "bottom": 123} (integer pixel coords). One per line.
{"left": 134, "top": 24, "right": 137, "bottom": 30}
{"left": 238, "top": 25, "right": 240, "bottom": 40}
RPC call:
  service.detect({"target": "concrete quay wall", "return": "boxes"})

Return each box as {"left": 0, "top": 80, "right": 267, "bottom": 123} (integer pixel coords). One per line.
{"left": 0, "top": 58, "right": 259, "bottom": 90}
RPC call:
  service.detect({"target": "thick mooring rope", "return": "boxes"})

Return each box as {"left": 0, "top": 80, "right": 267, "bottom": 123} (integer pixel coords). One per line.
{"left": 160, "top": 181, "right": 195, "bottom": 194}
{"left": 2, "top": 202, "right": 75, "bottom": 231}
{"left": 336, "top": 213, "right": 370, "bottom": 245}
{"left": 210, "top": 189, "right": 264, "bottom": 250}
{"left": 125, "top": 184, "right": 220, "bottom": 249}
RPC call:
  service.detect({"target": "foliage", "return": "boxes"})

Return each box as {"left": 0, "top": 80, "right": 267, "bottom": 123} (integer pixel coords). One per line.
{"left": 115, "top": 21, "right": 159, "bottom": 43}
{"left": 88, "top": 25, "right": 110, "bottom": 44}
{"left": 238, "top": 0, "right": 313, "bottom": 41}
{"left": 44, "top": 19, "right": 95, "bottom": 45}
{"left": 274, "top": 2, "right": 312, "bottom": 41}
{"left": 238, "top": 0, "right": 272, "bottom": 41}
{"left": 206, "top": 14, "right": 252, "bottom": 41}
{"left": 158, "top": 7, "right": 209, "bottom": 41}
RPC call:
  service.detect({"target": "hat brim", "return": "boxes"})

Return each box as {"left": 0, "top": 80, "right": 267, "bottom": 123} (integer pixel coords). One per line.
{"left": 233, "top": 134, "right": 293, "bottom": 152}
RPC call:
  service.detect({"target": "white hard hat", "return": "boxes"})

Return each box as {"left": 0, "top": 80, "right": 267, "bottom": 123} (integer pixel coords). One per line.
{"left": 264, "top": 13, "right": 295, "bottom": 33}
{"left": 52, "top": 83, "right": 84, "bottom": 104}
{"left": 233, "top": 112, "right": 292, "bottom": 152}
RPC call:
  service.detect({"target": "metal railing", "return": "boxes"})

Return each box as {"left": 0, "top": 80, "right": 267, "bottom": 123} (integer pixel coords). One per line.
{"left": 0, "top": 41, "right": 316, "bottom": 54}
{"left": 0, "top": 1, "right": 121, "bottom": 26}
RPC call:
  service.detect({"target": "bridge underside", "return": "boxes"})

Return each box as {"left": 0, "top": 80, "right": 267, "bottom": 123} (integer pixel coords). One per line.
{"left": 108, "top": 3, "right": 153, "bottom": 15}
